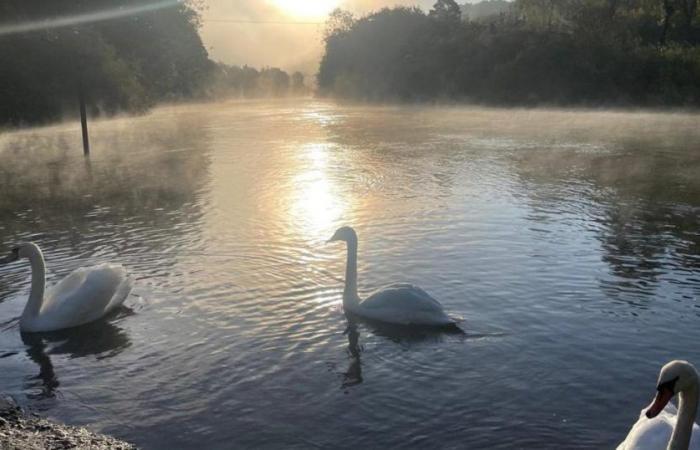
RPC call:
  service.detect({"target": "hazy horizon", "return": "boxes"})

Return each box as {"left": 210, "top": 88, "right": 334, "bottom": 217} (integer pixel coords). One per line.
{"left": 200, "top": 0, "right": 443, "bottom": 75}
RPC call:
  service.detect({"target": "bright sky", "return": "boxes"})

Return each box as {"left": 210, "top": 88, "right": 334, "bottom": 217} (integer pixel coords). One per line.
{"left": 200, "top": 0, "right": 437, "bottom": 76}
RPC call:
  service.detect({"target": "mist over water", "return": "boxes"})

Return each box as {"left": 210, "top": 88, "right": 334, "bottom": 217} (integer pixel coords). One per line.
{"left": 0, "top": 99, "right": 699, "bottom": 449}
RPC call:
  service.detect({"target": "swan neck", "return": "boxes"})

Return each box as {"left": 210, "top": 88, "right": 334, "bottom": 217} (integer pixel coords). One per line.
{"left": 669, "top": 380, "right": 698, "bottom": 450}
{"left": 343, "top": 239, "right": 359, "bottom": 306}
{"left": 22, "top": 248, "right": 46, "bottom": 319}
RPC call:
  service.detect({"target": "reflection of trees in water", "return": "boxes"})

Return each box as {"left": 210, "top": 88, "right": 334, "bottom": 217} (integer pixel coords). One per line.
{"left": 512, "top": 135, "right": 700, "bottom": 304}
{"left": 20, "top": 310, "right": 132, "bottom": 401}
{"left": 590, "top": 155, "right": 699, "bottom": 301}
{"left": 0, "top": 114, "right": 213, "bottom": 302}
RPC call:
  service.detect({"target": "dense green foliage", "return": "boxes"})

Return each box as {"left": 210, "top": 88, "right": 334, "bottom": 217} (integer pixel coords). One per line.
{"left": 318, "top": 0, "right": 700, "bottom": 106}
{"left": 0, "top": 1, "right": 212, "bottom": 126}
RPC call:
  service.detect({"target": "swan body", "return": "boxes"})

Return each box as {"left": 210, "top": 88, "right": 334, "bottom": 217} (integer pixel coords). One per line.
{"left": 328, "top": 226, "right": 456, "bottom": 327}
{"left": 354, "top": 283, "right": 454, "bottom": 326}
{"left": 0, "top": 243, "right": 132, "bottom": 332}
{"left": 619, "top": 404, "right": 700, "bottom": 450}
{"left": 618, "top": 360, "right": 700, "bottom": 450}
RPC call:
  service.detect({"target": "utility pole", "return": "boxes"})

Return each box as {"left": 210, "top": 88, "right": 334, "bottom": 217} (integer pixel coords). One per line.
{"left": 79, "top": 83, "right": 90, "bottom": 156}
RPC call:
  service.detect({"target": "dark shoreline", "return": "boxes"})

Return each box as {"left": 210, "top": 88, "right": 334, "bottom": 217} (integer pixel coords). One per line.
{"left": 0, "top": 396, "right": 136, "bottom": 450}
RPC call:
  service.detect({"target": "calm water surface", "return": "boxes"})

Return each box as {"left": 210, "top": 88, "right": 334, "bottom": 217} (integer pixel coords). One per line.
{"left": 0, "top": 99, "right": 699, "bottom": 449}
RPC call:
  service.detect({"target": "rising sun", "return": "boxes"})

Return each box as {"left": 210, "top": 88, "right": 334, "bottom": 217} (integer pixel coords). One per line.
{"left": 270, "top": 0, "right": 341, "bottom": 19}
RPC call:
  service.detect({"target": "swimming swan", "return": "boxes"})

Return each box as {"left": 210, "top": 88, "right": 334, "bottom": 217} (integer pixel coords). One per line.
{"left": 327, "top": 226, "right": 457, "bottom": 327}
{"left": 0, "top": 243, "right": 132, "bottom": 333}
{"left": 618, "top": 360, "right": 700, "bottom": 450}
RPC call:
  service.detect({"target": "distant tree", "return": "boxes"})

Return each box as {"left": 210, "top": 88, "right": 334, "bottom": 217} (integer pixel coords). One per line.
{"left": 516, "top": 0, "right": 573, "bottom": 30}
{"left": 258, "top": 68, "right": 290, "bottom": 96}
{"left": 657, "top": 0, "right": 698, "bottom": 43}
{"left": 429, "top": 0, "right": 463, "bottom": 23}
{"left": 460, "top": 0, "right": 513, "bottom": 22}
{"left": 207, "top": 63, "right": 299, "bottom": 98}
{"left": 318, "top": 7, "right": 432, "bottom": 98}
{"left": 660, "top": 0, "right": 675, "bottom": 44}
{"left": 291, "top": 72, "right": 306, "bottom": 93}
{"left": 324, "top": 9, "right": 356, "bottom": 39}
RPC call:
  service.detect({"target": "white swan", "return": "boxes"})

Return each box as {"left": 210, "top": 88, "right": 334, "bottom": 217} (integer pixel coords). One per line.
{"left": 618, "top": 360, "right": 700, "bottom": 450}
{"left": 327, "top": 226, "right": 457, "bottom": 327}
{"left": 0, "top": 243, "right": 132, "bottom": 332}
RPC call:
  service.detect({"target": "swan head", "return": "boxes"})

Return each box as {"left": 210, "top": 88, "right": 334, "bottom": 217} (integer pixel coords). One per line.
{"left": 646, "top": 360, "right": 699, "bottom": 419}
{"left": 327, "top": 226, "right": 357, "bottom": 244}
{"left": 0, "top": 242, "right": 41, "bottom": 264}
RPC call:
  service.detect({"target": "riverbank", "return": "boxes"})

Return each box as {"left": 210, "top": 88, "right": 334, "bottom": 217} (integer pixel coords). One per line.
{"left": 0, "top": 397, "right": 135, "bottom": 450}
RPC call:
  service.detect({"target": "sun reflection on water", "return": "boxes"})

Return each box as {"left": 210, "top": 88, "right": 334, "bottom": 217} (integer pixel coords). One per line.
{"left": 290, "top": 143, "right": 344, "bottom": 237}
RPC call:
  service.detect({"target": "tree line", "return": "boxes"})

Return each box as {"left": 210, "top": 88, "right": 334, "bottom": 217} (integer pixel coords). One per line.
{"left": 318, "top": 0, "right": 700, "bottom": 107}
{"left": 207, "top": 64, "right": 309, "bottom": 99}
{"left": 0, "top": 1, "right": 307, "bottom": 127}
{"left": 0, "top": 1, "right": 211, "bottom": 126}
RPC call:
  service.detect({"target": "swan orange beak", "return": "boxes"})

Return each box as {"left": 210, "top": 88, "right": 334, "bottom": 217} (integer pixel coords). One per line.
{"left": 646, "top": 386, "right": 674, "bottom": 418}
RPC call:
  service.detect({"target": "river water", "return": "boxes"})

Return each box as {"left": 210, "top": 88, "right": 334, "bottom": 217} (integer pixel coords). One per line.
{"left": 0, "top": 99, "right": 699, "bottom": 449}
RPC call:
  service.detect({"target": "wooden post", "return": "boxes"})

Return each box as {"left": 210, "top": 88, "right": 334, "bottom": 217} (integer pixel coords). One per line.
{"left": 79, "top": 85, "right": 90, "bottom": 156}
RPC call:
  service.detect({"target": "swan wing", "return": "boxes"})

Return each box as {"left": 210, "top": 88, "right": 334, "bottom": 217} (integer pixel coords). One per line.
{"left": 617, "top": 405, "right": 700, "bottom": 450}
{"left": 40, "top": 264, "right": 131, "bottom": 328}
{"left": 363, "top": 284, "right": 441, "bottom": 311}
{"left": 42, "top": 268, "right": 90, "bottom": 310}
{"left": 359, "top": 284, "right": 453, "bottom": 325}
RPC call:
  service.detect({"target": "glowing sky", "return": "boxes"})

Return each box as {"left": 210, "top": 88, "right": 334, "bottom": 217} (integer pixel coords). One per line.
{"left": 269, "top": 0, "right": 342, "bottom": 19}
{"left": 200, "top": 0, "right": 437, "bottom": 76}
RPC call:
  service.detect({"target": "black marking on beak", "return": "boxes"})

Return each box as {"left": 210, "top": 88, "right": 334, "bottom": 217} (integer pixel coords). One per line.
{"left": 657, "top": 376, "right": 679, "bottom": 393}
{"left": 646, "top": 376, "right": 680, "bottom": 419}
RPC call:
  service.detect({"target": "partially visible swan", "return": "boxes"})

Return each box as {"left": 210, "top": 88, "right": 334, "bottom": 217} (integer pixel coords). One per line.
{"left": 327, "top": 226, "right": 457, "bottom": 327}
{"left": 0, "top": 243, "right": 132, "bottom": 332}
{"left": 618, "top": 360, "right": 700, "bottom": 450}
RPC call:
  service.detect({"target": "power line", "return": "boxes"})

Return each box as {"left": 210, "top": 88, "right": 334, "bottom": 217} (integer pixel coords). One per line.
{"left": 203, "top": 18, "right": 324, "bottom": 25}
